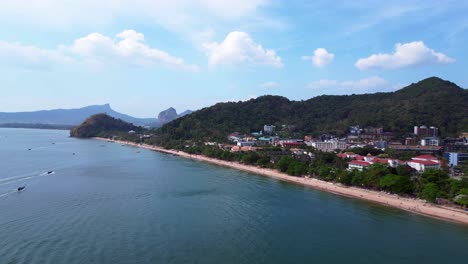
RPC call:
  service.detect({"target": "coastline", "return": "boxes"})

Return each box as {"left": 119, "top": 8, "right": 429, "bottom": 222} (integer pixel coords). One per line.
{"left": 95, "top": 137, "right": 468, "bottom": 225}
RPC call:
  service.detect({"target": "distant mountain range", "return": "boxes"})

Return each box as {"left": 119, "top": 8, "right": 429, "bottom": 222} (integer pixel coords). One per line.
{"left": 0, "top": 104, "right": 192, "bottom": 128}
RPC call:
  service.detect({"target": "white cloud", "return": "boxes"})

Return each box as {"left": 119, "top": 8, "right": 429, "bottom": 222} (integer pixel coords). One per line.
{"left": 69, "top": 30, "right": 199, "bottom": 71}
{"left": 0, "top": 30, "right": 199, "bottom": 71}
{"left": 203, "top": 31, "right": 283, "bottom": 68}
{"left": 306, "top": 76, "right": 393, "bottom": 93}
{"left": 302, "top": 48, "right": 334, "bottom": 67}
{"left": 260, "top": 81, "right": 279, "bottom": 89}
{"left": 356, "top": 41, "right": 455, "bottom": 70}
{"left": 0, "top": 1, "right": 270, "bottom": 35}
{"left": 0, "top": 41, "right": 71, "bottom": 69}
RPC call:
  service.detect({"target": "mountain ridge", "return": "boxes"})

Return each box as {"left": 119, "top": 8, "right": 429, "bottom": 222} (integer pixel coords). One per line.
{"left": 155, "top": 77, "right": 468, "bottom": 147}
{"left": 0, "top": 104, "right": 192, "bottom": 127}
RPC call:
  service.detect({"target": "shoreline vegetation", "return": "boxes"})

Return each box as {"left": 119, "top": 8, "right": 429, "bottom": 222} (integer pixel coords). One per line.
{"left": 95, "top": 137, "right": 468, "bottom": 225}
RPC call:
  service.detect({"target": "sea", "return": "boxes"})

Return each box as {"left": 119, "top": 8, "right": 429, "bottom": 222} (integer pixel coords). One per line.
{"left": 1, "top": 128, "right": 467, "bottom": 264}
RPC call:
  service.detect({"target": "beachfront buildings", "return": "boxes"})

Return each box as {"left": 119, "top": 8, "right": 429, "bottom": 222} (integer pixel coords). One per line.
{"left": 348, "top": 160, "right": 371, "bottom": 171}
{"left": 344, "top": 153, "right": 407, "bottom": 171}
{"left": 407, "top": 155, "right": 441, "bottom": 172}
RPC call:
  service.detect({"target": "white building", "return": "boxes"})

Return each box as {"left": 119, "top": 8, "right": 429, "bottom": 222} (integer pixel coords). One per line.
{"left": 312, "top": 140, "right": 347, "bottom": 152}
{"left": 348, "top": 160, "right": 371, "bottom": 171}
{"left": 407, "top": 155, "right": 441, "bottom": 172}
{"left": 237, "top": 141, "right": 256, "bottom": 147}
{"left": 263, "top": 125, "right": 276, "bottom": 134}
{"left": 420, "top": 137, "right": 440, "bottom": 146}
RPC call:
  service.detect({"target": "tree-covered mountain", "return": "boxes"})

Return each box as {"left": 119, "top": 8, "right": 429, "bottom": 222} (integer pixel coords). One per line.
{"left": 70, "top": 113, "right": 142, "bottom": 138}
{"left": 155, "top": 77, "right": 468, "bottom": 146}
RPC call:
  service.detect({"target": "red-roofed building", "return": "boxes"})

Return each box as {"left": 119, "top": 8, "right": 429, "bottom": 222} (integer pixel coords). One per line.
{"left": 281, "top": 142, "right": 304, "bottom": 148}
{"left": 348, "top": 160, "right": 371, "bottom": 171}
{"left": 407, "top": 155, "right": 441, "bottom": 172}
{"left": 413, "top": 155, "right": 439, "bottom": 161}
{"left": 354, "top": 155, "right": 364, "bottom": 160}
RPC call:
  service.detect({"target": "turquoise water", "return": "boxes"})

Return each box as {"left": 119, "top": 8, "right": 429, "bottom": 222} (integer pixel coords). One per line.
{"left": 0, "top": 128, "right": 467, "bottom": 263}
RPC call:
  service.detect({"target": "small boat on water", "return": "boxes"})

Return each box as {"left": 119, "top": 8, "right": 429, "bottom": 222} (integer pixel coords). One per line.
{"left": 17, "top": 186, "right": 26, "bottom": 192}
{"left": 47, "top": 171, "right": 54, "bottom": 174}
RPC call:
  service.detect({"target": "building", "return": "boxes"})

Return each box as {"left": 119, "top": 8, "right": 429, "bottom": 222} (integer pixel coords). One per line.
{"left": 405, "top": 138, "right": 417, "bottom": 145}
{"left": 444, "top": 152, "right": 468, "bottom": 166}
{"left": 414, "top": 125, "right": 438, "bottom": 137}
{"left": 407, "top": 160, "right": 440, "bottom": 172}
{"left": 420, "top": 137, "right": 440, "bottom": 146}
{"left": 349, "top": 125, "right": 363, "bottom": 135}
{"left": 364, "top": 127, "right": 383, "bottom": 135}
{"left": 312, "top": 140, "right": 347, "bottom": 152}
{"left": 279, "top": 140, "right": 304, "bottom": 148}
{"left": 263, "top": 125, "right": 276, "bottom": 134}
{"left": 407, "top": 155, "right": 441, "bottom": 172}
{"left": 237, "top": 141, "right": 256, "bottom": 147}
{"left": 388, "top": 144, "right": 442, "bottom": 154}
{"left": 348, "top": 160, "right": 371, "bottom": 171}
{"left": 444, "top": 142, "right": 468, "bottom": 153}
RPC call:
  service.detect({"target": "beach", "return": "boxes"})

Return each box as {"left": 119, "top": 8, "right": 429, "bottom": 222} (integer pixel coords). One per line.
{"left": 96, "top": 137, "right": 468, "bottom": 225}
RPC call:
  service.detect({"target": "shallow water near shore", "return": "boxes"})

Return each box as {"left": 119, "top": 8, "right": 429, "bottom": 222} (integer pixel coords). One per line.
{"left": 1, "top": 128, "right": 468, "bottom": 263}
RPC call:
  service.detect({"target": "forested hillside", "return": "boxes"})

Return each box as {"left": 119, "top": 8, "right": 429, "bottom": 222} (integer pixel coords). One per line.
{"left": 155, "top": 77, "right": 468, "bottom": 146}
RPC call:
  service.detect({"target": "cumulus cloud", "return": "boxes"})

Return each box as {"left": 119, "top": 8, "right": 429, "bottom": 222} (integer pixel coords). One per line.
{"left": 203, "top": 31, "right": 283, "bottom": 68}
{"left": 302, "top": 48, "right": 334, "bottom": 67}
{"left": 356, "top": 41, "right": 455, "bottom": 70}
{"left": 69, "top": 30, "right": 199, "bottom": 71}
{"left": 0, "top": 30, "right": 199, "bottom": 71}
{"left": 260, "top": 81, "right": 279, "bottom": 89}
{"left": 306, "top": 76, "right": 393, "bottom": 93}
{"left": 0, "top": 41, "right": 71, "bottom": 69}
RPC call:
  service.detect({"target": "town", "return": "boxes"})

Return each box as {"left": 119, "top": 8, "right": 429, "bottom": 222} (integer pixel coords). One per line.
{"left": 220, "top": 125, "right": 468, "bottom": 174}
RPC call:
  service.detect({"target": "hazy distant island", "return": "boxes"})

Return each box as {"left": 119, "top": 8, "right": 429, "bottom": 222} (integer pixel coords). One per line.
{"left": 0, "top": 104, "right": 192, "bottom": 128}
{"left": 70, "top": 77, "right": 468, "bottom": 223}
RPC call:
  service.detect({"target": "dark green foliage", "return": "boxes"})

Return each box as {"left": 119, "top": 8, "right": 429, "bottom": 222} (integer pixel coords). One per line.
{"left": 70, "top": 113, "right": 142, "bottom": 138}
{"left": 350, "top": 147, "right": 383, "bottom": 156}
{"left": 277, "top": 156, "right": 294, "bottom": 172}
{"left": 420, "top": 183, "right": 440, "bottom": 203}
{"left": 155, "top": 77, "right": 468, "bottom": 146}
{"left": 379, "top": 174, "right": 414, "bottom": 194}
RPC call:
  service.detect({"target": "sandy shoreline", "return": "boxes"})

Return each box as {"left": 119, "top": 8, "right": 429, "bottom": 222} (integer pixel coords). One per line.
{"left": 96, "top": 137, "right": 468, "bottom": 225}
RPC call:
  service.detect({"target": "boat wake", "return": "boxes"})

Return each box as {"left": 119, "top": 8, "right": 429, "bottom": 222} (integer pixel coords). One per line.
{"left": 0, "top": 189, "right": 18, "bottom": 198}
{"left": 0, "top": 171, "right": 56, "bottom": 198}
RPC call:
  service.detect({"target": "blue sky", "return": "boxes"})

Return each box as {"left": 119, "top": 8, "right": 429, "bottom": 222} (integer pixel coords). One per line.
{"left": 0, "top": 0, "right": 467, "bottom": 117}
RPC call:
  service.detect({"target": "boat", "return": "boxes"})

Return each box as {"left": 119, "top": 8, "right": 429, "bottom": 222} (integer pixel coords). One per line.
{"left": 47, "top": 171, "right": 54, "bottom": 174}
{"left": 17, "top": 186, "right": 26, "bottom": 192}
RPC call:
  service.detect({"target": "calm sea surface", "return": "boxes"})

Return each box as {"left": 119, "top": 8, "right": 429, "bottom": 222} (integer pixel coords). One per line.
{"left": 1, "top": 128, "right": 467, "bottom": 263}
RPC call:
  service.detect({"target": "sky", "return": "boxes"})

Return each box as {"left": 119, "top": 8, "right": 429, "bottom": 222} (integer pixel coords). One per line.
{"left": 0, "top": 0, "right": 467, "bottom": 117}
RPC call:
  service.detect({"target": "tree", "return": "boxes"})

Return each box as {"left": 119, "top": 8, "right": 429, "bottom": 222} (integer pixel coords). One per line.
{"left": 379, "top": 174, "right": 414, "bottom": 194}
{"left": 420, "top": 183, "right": 439, "bottom": 203}
{"left": 337, "top": 170, "right": 353, "bottom": 186}
{"left": 277, "top": 156, "right": 294, "bottom": 172}
{"left": 395, "top": 165, "right": 411, "bottom": 177}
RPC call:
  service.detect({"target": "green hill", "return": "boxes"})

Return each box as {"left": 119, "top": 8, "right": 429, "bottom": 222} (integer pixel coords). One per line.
{"left": 155, "top": 77, "right": 468, "bottom": 146}
{"left": 70, "top": 113, "right": 142, "bottom": 138}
